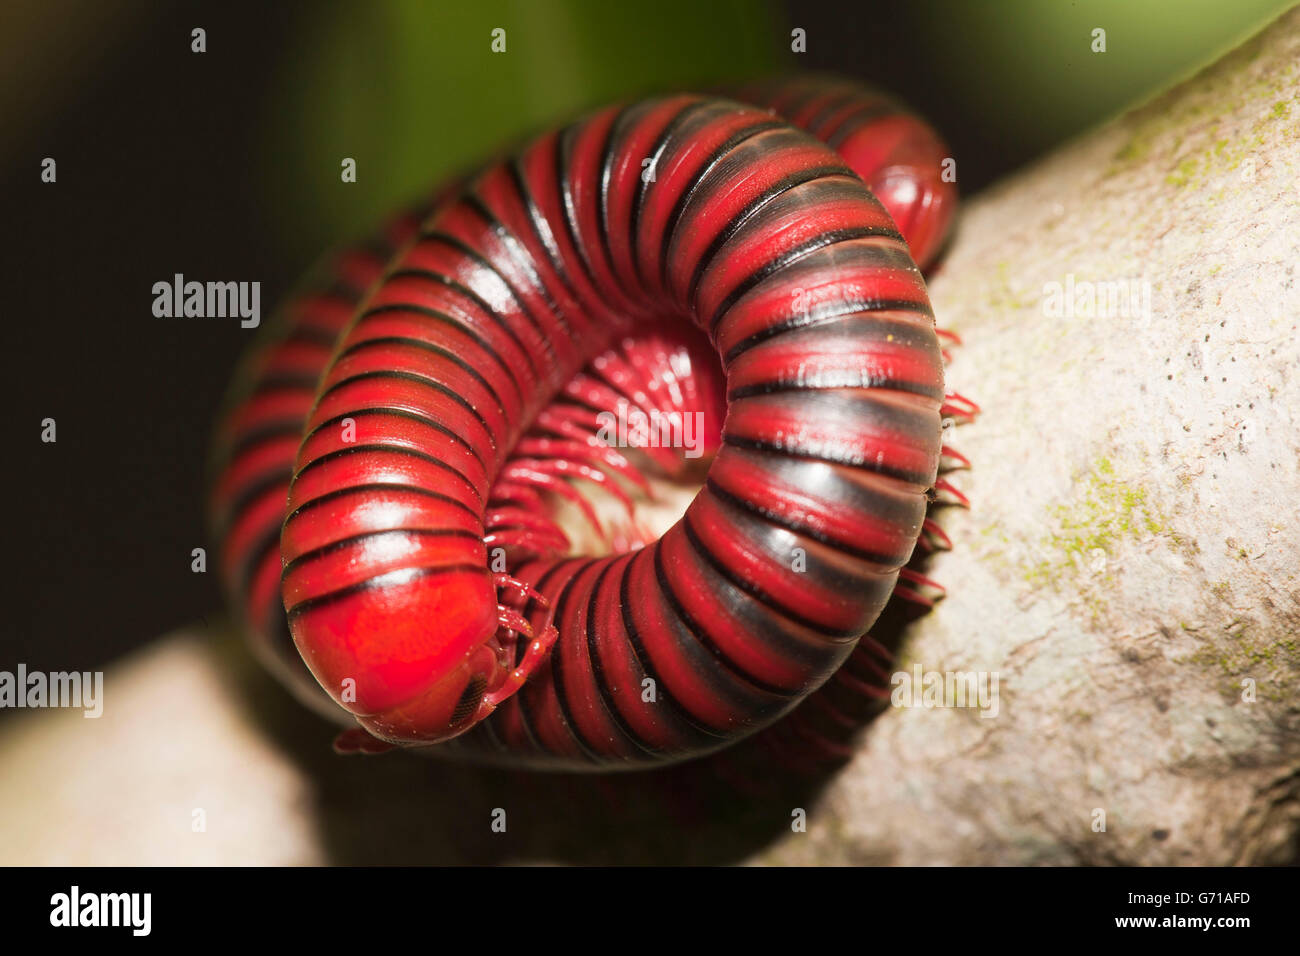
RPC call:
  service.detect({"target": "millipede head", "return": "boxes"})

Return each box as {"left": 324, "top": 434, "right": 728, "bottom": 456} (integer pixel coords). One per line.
{"left": 289, "top": 566, "right": 506, "bottom": 746}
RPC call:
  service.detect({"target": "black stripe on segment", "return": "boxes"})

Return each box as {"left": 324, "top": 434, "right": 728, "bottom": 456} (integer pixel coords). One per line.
{"left": 630, "top": 99, "right": 711, "bottom": 290}
{"left": 727, "top": 375, "right": 941, "bottom": 403}
{"left": 723, "top": 433, "right": 927, "bottom": 486}
{"left": 216, "top": 467, "right": 292, "bottom": 539}
{"left": 658, "top": 120, "right": 785, "bottom": 293}
{"left": 736, "top": 384, "right": 936, "bottom": 455}
{"left": 281, "top": 528, "right": 482, "bottom": 581}
{"left": 356, "top": 302, "right": 525, "bottom": 407}
{"left": 507, "top": 154, "right": 583, "bottom": 312}
{"left": 459, "top": 192, "right": 573, "bottom": 342}
{"left": 315, "top": 369, "right": 498, "bottom": 453}
{"left": 337, "top": 336, "right": 508, "bottom": 419}
{"left": 722, "top": 295, "right": 934, "bottom": 365}
{"left": 532, "top": 559, "right": 606, "bottom": 763}
{"left": 616, "top": 556, "right": 731, "bottom": 743}
{"left": 556, "top": 122, "right": 598, "bottom": 288}
{"left": 283, "top": 482, "right": 480, "bottom": 534}
{"left": 706, "top": 225, "right": 904, "bottom": 333}
{"left": 704, "top": 476, "right": 899, "bottom": 568}
{"left": 289, "top": 443, "right": 485, "bottom": 507}
{"left": 680, "top": 514, "right": 860, "bottom": 640}
{"left": 385, "top": 268, "right": 538, "bottom": 379}
{"left": 581, "top": 561, "right": 664, "bottom": 760}
{"left": 651, "top": 545, "right": 795, "bottom": 698}
{"left": 825, "top": 101, "right": 902, "bottom": 150}
{"left": 414, "top": 231, "right": 556, "bottom": 366}
{"left": 597, "top": 104, "right": 637, "bottom": 298}
{"left": 285, "top": 563, "right": 485, "bottom": 622}
{"left": 685, "top": 164, "right": 855, "bottom": 308}
{"left": 301, "top": 407, "right": 487, "bottom": 476}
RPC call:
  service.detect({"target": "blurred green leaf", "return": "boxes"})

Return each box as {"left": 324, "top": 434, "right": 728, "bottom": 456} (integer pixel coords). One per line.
{"left": 921, "top": 0, "right": 1296, "bottom": 159}
{"left": 263, "top": 0, "right": 782, "bottom": 262}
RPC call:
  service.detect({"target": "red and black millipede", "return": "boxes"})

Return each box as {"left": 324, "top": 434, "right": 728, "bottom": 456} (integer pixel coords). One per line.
{"left": 208, "top": 76, "right": 973, "bottom": 770}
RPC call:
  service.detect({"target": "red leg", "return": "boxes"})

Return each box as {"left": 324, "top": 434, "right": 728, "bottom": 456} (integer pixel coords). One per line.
{"left": 473, "top": 623, "right": 560, "bottom": 722}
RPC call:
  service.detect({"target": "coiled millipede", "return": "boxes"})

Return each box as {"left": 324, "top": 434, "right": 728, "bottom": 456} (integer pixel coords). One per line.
{"left": 208, "top": 76, "right": 974, "bottom": 771}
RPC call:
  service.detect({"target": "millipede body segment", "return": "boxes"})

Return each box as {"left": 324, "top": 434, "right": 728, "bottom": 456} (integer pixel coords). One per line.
{"left": 209, "top": 77, "right": 961, "bottom": 771}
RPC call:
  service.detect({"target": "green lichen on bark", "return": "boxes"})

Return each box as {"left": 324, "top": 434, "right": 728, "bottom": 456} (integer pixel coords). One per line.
{"left": 1022, "top": 456, "right": 1170, "bottom": 590}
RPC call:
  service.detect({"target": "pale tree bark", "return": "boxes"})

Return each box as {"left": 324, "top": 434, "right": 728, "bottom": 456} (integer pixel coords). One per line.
{"left": 2, "top": 7, "right": 1298, "bottom": 865}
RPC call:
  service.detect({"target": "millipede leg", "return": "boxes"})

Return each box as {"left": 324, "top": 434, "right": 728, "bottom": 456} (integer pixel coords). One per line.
{"left": 475, "top": 621, "right": 560, "bottom": 721}
{"left": 493, "top": 573, "right": 553, "bottom": 609}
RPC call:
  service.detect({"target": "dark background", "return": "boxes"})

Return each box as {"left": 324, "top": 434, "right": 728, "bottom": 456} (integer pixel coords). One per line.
{"left": 6, "top": 0, "right": 1290, "bottom": 675}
